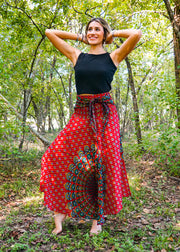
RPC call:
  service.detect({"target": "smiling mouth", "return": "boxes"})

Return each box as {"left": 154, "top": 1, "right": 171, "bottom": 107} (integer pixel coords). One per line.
{"left": 89, "top": 37, "right": 98, "bottom": 40}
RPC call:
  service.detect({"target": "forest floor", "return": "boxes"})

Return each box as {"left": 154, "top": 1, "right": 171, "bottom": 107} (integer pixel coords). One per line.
{"left": 0, "top": 145, "right": 180, "bottom": 252}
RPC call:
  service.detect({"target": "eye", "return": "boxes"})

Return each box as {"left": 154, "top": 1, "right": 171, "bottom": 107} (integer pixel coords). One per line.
{"left": 88, "top": 27, "right": 92, "bottom": 31}
{"left": 95, "top": 27, "right": 100, "bottom": 31}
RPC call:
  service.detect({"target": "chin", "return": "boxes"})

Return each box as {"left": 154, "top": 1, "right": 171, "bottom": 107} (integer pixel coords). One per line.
{"left": 88, "top": 41, "right": 103, "bottom": 46}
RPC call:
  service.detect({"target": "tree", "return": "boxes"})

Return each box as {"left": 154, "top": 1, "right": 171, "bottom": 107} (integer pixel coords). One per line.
{"left": 0, "top": 0, "right": 178, "bottom": 151}
{"left": 163, "top": 0, "right": 180, "bottom": 129}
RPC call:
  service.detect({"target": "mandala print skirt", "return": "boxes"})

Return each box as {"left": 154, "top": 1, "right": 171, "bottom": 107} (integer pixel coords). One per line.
{"left": 40, "top": 92, "right": 131, "bottom": 224}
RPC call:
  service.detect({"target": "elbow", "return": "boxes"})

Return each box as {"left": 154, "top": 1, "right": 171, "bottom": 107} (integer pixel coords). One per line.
{"left": 45, "top": 29, "right": 50, "bottom": 36}
{"left": 131, "top": 30, "right": 142, "bottom": 43}
{"left": 45, "top": 29, "right": 52, "bottom": 37}
{"left": 136, "top": 29, "right": 142, "bottom": 40}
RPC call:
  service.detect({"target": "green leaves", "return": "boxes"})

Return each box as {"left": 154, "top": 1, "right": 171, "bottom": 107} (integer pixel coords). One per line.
{"left": 0, "top": 0, "right": 179, "bottom": 147}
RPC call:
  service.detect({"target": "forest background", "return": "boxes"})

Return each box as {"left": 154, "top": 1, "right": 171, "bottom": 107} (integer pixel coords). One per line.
{"left": 0, "top": 0, "right": 180, "bottom": 251}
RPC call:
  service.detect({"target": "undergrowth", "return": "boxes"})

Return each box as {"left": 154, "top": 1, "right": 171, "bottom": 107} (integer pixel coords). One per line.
{"left": 0, "top": 132, "right": 180, "bottom": 251}
{"left": 123, "top": 127, "right": 180, "bottom": 177}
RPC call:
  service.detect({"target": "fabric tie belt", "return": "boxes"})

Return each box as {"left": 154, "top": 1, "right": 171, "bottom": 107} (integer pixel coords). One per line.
{"left": 75, "top": 93, "right": 115, "bottom": 138}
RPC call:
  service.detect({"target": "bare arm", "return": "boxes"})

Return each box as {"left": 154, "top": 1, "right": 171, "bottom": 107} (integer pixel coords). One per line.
{"left": 45, "top": 30, "right": 84, "bottom": 66}
{"left": 107, "top": 29, "right": 142, "bottom": 66}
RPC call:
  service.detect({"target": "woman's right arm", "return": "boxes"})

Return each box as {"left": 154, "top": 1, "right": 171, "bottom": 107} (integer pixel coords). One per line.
{"left": 45, "top": 30, "right": 83, "bottom": 66}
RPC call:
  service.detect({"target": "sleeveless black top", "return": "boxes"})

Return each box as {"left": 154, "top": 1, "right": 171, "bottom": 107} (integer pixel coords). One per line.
{"left": 74, "top": 52, "right": 117, "bottom": 95}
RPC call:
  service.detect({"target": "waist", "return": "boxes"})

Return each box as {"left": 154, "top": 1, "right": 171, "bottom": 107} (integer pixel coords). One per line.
{"left": 75, "top": 92, "right": 114, "bottom": 106}
{"left": 75, "top": 92, "right": 114, "bottom": 138}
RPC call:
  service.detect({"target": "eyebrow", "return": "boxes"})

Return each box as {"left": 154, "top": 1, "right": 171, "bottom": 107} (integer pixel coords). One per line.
{"left": 88, "top": 25, "right": 101, "bottom": 28}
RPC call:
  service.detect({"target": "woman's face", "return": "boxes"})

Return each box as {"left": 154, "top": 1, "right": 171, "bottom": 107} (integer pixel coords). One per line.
{"left": 86, "top": 21, "right": 104, "bottom": 45}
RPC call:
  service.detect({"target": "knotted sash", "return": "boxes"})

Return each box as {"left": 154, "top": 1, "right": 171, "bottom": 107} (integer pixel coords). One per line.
{"left": 75, "top": 93, "right": 114, "bottom": 138}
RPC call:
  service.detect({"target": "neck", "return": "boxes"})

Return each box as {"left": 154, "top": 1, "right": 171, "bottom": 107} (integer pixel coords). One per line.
{"left": 88, "top": 44, "right": 106, "bottom": 55}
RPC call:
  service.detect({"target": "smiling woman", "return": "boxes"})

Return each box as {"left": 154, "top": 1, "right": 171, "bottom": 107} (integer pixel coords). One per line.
{"left": 85, "top": 18, "right": 111, "bottom": 47}
{"left": 41, "top": 17, "right": 142, "bottom": 235}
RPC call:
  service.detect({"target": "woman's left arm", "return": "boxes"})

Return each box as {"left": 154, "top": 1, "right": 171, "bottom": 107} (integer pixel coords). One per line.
{"left": 107, "top": 29, "right": 142, "bottom": 67}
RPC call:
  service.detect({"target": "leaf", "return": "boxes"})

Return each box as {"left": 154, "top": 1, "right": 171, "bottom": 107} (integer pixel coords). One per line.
{"left": 52, "top": 244, "right": 58, "bottom": 250}
{"left": 141, "top": 218, "right": 149, "bottom": 225}
{"left": 78, "top": 219, "right": 86, "bottom": 224}
{"left": 167, "top": 237, "right": 173, "bottom": 242}
{"left": 143, "top": 208, "right": 151, "bottom": 214}
{"left": 148, "top": 231, "right": 156, "bottom": 237}
{"left": 136, "top": 187, "right": 141, "bottom": 191}
{"left": 107, "top": 245, "right": 115, "bottom": 251}
{"left": 133, "top": 214, "right": 142, "bottom": 219}
{"left": 154, "top": 223, "right": 161, "bottom": 229}
{"left": 9, "top": 230, "right": 21, "bottom": 239}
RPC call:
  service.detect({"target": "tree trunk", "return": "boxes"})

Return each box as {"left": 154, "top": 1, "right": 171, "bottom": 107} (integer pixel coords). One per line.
{"left": 122, "top": 81, "right": 130, "bottom": 138}
{"left": 46, "top": 90, "right": 51, "bottom": 132}
{"left": 47, "top": 56, "right": 57, "bottom": 132}
{"left": 173, "top": 2, "right": 180, "bottom": 129}
{"left": 32, "top": 97, "right": 45, "bottom": 133}
{"left": 69, "top": 71, "right": 73, "bottom": 117}
{"left": 52, "top": 87, "right": 66, "bottom": 129}
{"left": 163, "top": 0, "right": 180, "bottom": 129}
{"left": 115, "top": 85, "right": 121, "bottom": 120}
{"left": 114, "top": 40, "right": 143, "bottom": 147}
{"left": 19, "top": 88, "right": 32, "bottom": 150}
{"left": 125, "top": 56, "right": 144, "bottom": 148}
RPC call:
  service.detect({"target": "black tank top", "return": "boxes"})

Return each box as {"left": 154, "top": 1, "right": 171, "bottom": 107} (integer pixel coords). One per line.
{"left": 74, "top": 52, "right": 117, "bottom": 95}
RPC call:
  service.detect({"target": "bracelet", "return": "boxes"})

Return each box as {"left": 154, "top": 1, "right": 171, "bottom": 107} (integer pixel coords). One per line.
{"left": 76, "top": 33, "right": 79, "bottom": 41}
{"left": 112, "top": 30, "right": 116, "bottom": 37}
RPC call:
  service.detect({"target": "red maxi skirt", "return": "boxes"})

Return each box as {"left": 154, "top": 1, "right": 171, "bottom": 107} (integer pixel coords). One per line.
{"left": 40, "top": 92, "right": 131, "bottom": 224}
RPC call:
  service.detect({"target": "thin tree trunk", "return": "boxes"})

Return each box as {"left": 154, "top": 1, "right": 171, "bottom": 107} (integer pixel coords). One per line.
{"left": 69, "top": 71, "right": 73, "bottom": 117}
{"left": 114, "top": 41, "right": 143, "bottom": 147}
{"left": 47, "top": 56, "right": 57, "bottom": 132}
{"left": 115, "top": 85, "right": 121, "bottom": 120}
{"left": 122, "top": 81, "right": 130, "bottom": 138}
{"left": 32, "top": 97, "right": 45, "bottom": 133}
{"left": 19, "top": 88, "right": 32, "bottom": 150}
{"left": 52, "top": 87, "right": 66, "bottom": 128}
{"left": 125, "top": 56, "right": 144, "bottom": 149}
{"left": 46, "top": 89, "right": 51, "bottom": 132}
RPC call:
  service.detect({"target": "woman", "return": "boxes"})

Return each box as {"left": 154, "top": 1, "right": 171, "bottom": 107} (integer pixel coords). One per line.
{"left": 40, "top": 17, "right": 142, "bottom": 235}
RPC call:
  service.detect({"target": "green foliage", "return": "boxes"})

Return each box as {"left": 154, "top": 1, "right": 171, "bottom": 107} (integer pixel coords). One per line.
{"left": 0, "top": 143, "right": 43, "bottom": 161}
{"left": 156, "top": 126, "right": 180, "bottom": 176}
{"left": 8, "top": 242, "right": 30, "bottom": 251}
{"left": 123, "top": 127, "right": 180, "bottom": 177}
{"left": 0, "top": 114, "right": 22, "bottom": 140}
{"left": 0, "top": 150, "right": 179, "bottom": 251}
{"left": 0, "top": 0, "right": 179, "bottom": 178}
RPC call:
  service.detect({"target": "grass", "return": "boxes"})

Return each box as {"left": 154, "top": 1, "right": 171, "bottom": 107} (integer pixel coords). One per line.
{"left": 0, "top": 140, "right": 180, "bottom": 251}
